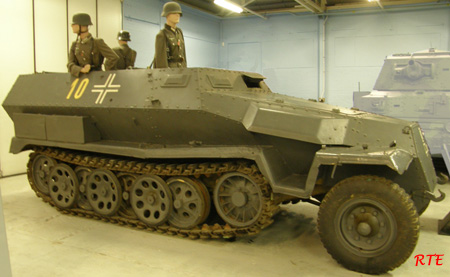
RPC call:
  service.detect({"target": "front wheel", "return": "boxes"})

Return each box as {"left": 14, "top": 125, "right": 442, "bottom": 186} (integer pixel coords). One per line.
{"left": 318, "top": 175, "right": 419, "bottom": 274}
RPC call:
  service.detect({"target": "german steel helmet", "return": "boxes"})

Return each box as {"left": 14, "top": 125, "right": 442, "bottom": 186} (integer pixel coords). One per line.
{"left": 72, "top": 13, "right": 93, "bottom": 26}
{"left": 117, "top": 30, "right": 131, "bottom": 41}
{"left": 161, "top": 2, "right": 183, "bottom": 17}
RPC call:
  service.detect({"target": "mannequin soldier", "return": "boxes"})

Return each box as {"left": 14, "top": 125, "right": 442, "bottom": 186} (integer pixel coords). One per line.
{"left": 153, "top": 2, "right": 187, "bottom": 68}
{"left": 67, "top": 13, "right": 119, "bottom": 77}
{"left": 113, "top": 30, "right": 137, "bottom": 69}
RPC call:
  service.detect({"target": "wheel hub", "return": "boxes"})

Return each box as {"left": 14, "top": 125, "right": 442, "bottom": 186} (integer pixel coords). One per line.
{"left": 101, "top": 186, "right": 108, "bottom": 197}
{"left": 146, "top": 194, "right": 156, "bottom": 205}
{"left": 63, "top": 180, "right": 71, "bottom": 191}
{"left": 357, "top": 222, "right": 372, "bottom": 236}
{"left": 231, "top": 191, "right": 247, "bottom": 207}
{"left": 173, "top": 199, "right": 182, "bottom": 209}
{"left": 337, "top": 199, "right": 396, "bottom": 255}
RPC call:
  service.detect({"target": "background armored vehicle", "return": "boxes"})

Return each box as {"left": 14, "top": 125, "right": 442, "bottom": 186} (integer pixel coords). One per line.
{"left": 354, "top": 49, "right": 450, "bottom": 181}
{"left": 2, "top": 68, "right": 440, "bottom": 274}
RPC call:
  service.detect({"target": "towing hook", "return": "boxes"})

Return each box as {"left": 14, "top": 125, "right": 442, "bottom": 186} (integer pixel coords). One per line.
{"left": 424, "top": 189, "right": 446, "bottom": 202}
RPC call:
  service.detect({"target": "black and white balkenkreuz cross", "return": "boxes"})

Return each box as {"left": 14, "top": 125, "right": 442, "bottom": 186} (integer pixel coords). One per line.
{"left": 92, "top": 73, "right": 120, "bottom": 104}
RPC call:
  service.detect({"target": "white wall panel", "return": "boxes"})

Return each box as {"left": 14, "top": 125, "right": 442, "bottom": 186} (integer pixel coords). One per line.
{"left": 221, "top": 15, "right": 319, "bottom": 98}
{"left": 0, "top": 0, "right": 34, "bottom": 177}
{"left": 180, "top": 6, "right": 220, "bottom": 68}
{"left": 185, "top": 39, "right": 219, "bottom": 68}
{"left": 35, "top": 0, "right": 67, "bottom": 72}
{"left": 180, "top": 8, "right": 220, "bottom": 43}
{"left": 124, "top": 0, "right": 160, "bottom": 24}
{"left": 264, "top": 68, "right": 318, "bottom": 99}
{"left": 227, "top": 42, "right": 261, "bottom": 73}
{"left": 448, "top": 14, "right": 450, "bottom": 50}
{"left": 263, "top": 38, "right": 316, "bottom": 69}
{"left": 98, "top": 0, "right": 122, "bottom": 48}
{"left": 124, "top": 17, "right": 159, "bottom": 67}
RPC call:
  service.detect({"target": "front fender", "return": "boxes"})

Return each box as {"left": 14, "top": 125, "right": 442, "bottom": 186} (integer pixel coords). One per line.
{"left": 304, "top": 146, "right": 414, "bottom": 197}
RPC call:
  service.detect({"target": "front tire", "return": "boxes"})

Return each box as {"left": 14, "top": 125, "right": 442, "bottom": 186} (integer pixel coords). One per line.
{"left": 318, "top": 175, "right": 419, "bottom": 274}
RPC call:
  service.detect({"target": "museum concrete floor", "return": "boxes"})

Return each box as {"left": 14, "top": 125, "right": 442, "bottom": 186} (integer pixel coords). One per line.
{"left": 1, "top": 173, "right": 450, "bottom": 277}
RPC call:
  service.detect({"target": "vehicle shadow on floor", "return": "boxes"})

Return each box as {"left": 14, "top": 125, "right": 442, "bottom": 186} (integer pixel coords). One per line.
{"left": 235, "top": 208, "right": 317, "bottom": 246}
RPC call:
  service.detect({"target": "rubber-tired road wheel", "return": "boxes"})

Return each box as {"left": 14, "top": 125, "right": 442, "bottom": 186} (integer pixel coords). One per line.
{"left": 318, "top": 175, "right": 419, "bottom": 274}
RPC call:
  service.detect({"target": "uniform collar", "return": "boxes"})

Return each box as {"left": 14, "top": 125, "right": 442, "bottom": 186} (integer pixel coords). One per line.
{"left": 78, "top": 33, "right": 93, "bottom": 44}
{"left": 164, "top": 24, "right": 178, "bottom": 33}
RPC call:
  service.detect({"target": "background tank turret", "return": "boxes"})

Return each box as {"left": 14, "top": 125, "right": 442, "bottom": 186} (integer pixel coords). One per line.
{"left": 2, "top": 68, "right": 440, "bottom": 274}
{"left": 354, "top": 49, "right": 450, "bottom": 180}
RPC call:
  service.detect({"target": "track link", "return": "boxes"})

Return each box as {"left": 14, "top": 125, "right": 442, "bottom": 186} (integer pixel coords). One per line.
{"left": 27, "top": 147, "right": 280, "bottom": 239}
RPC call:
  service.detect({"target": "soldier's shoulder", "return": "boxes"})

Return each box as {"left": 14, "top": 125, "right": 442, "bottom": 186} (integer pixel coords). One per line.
{"left": 93, "top": 37, "right": 106, "bottom": 44}
{"left": 156, "top": 29, "right": 165, "bottom": 38}
{"left": 69, "top": 40, "right": 78, "bottom": 51}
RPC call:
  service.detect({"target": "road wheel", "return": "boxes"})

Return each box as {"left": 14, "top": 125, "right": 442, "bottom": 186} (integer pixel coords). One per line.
{"left": 213, "top": 172, "right": 263, "bottom": 228}
{"left": 318, "top": 175, "right": 419, "bottom": 274}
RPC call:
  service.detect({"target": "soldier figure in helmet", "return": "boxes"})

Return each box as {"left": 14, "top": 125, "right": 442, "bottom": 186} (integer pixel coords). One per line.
{"left": 153, "top": 2, "right": 187, "bottom": 68}
{"left": 67, "top": 13, "right": 119, "bottom": 77}
{"left": 113, "top": 30, "right": 137, "bottom": 69}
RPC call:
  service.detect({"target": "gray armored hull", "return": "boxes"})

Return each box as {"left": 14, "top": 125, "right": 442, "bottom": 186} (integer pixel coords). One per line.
{"left": 2, "top": 68, "right": 439, "bottom": 274}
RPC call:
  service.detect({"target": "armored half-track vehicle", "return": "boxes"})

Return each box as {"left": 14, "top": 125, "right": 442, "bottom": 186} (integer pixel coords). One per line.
{"left": 354, "top": 49, "right": 450, "bottom": 180}
{"left": 2, "top": 68, "right": 442, "bottom": 274}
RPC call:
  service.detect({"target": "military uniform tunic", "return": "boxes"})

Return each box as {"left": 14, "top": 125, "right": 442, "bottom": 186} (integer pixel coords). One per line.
{"left": 67, "top": 33, "right": 119, "bottom": 77}
{"left": 154, "top": 24, "right": 187, "bottom": 68}
{"left": 112, "top": 44, "right": 137, "bottom": 69}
